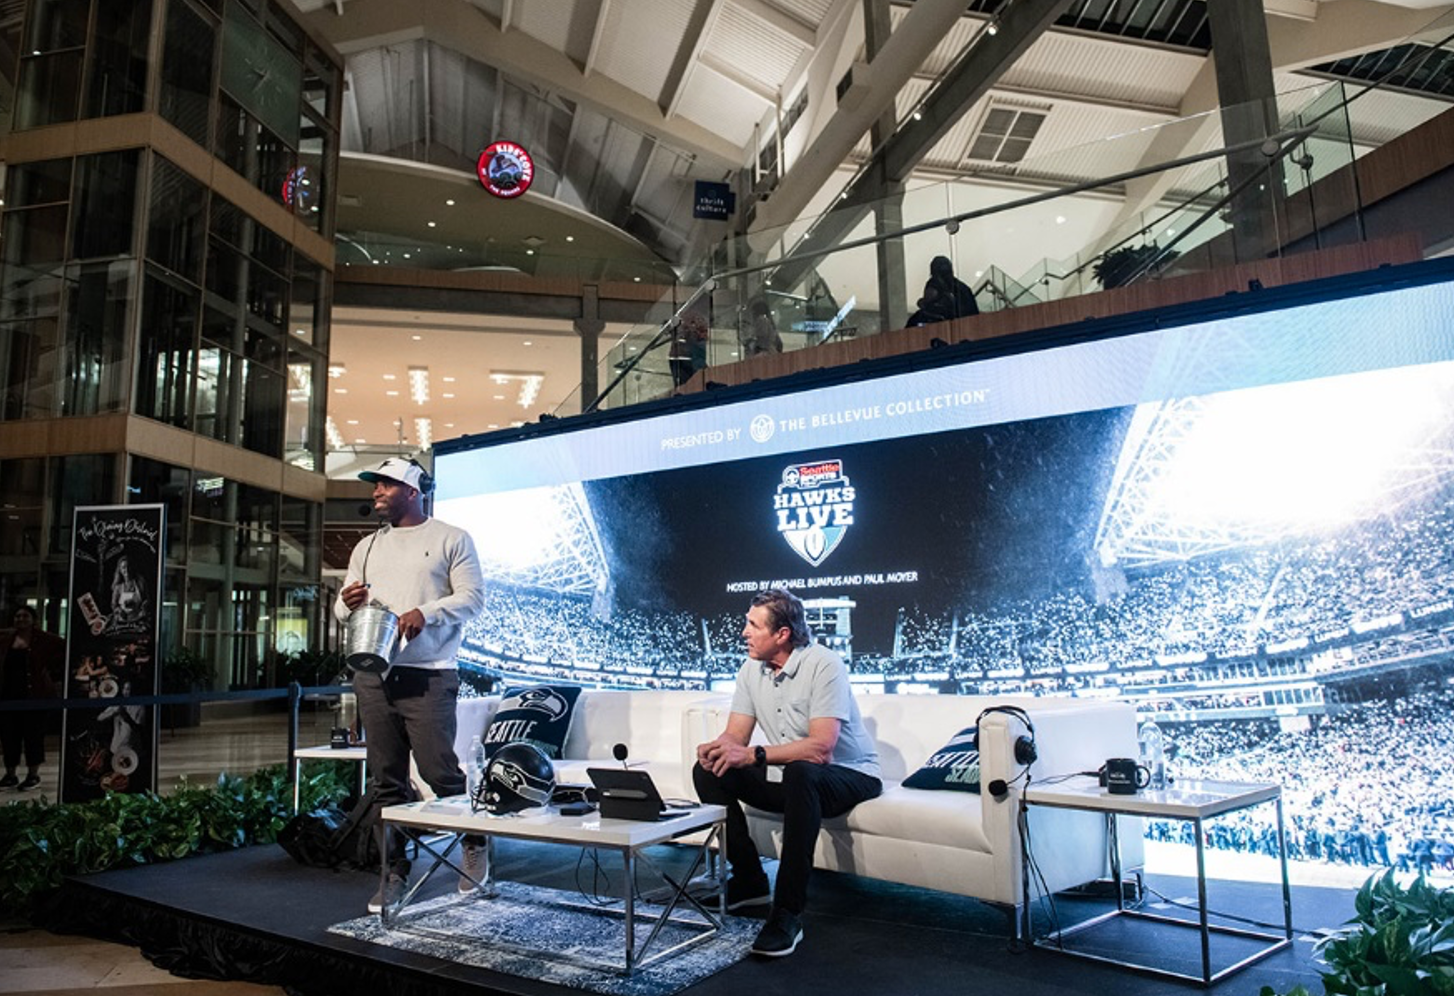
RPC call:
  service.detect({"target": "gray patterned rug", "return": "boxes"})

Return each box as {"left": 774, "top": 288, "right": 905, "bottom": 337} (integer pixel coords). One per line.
{"left": 328, "top": 880, "right": 759, "bottom": 996}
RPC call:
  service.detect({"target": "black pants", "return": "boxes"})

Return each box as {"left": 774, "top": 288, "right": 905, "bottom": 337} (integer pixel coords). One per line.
{"left": 693, "top": 759, "right": 880, "bottom": 914}
{"left": 0, "top": 705, "right": 46, "bottom": 771}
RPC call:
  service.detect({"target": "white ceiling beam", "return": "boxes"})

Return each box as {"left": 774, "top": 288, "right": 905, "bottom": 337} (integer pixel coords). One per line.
{"left": 752, "top": 0, "right": 985, "bottom": 233}
{"left": 301, "top": 0, "right": 744, "bottom": 164}
{"left": 662, "top": 0, "right": 721, "bottom": 117}
{"left": 583, "top": 0, "right": 610, "bottom": 76}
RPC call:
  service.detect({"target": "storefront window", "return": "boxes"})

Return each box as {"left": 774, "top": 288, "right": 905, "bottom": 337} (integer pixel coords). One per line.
{"left": 136, "top": 271, "right": 198, "bottom": 428}
{"left": 84, "top": 0, "right": 151, "bottom": 118}
{"left": 160, "top": 0, "right": 215, "bottom": 147}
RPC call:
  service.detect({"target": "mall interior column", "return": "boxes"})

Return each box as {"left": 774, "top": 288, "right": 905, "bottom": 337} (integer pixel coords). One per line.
{"left": 1207, "top": 0, "right": 1281, "bottom": 259}
{"left": 864, "top": 0, "right": 907, "bottom": 333}
{"left": 575, "top": 286, "right": 605, "bottom": 413}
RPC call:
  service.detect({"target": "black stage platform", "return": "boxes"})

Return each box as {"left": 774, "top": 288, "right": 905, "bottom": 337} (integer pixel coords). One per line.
{"left": 45, "top": 840, "right": 1346, "bottom": 996}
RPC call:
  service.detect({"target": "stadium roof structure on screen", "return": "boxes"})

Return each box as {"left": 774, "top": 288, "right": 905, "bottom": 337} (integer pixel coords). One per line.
{"left": 468, "top": 483, "right": 610, "bottom": 596}
{"left": 1093, "top": 362, "right": 1454, "bottom": 570}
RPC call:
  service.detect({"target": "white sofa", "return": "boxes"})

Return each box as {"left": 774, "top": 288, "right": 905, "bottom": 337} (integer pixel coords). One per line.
{"left": 448, "top": 688, "right": 1140, "bottom": 930}
{"left": 730, "top": 693, "right": 1142, "bottom": 925}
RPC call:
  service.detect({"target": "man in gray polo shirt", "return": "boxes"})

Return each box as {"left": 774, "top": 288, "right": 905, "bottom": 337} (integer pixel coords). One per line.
{"left": 694, "top": 588, "right": 881, "bottom": 958}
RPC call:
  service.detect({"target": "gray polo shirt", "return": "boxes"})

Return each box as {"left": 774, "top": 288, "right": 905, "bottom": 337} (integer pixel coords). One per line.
{"left": 730, "top": 643, "right": 880, "bottom": 779}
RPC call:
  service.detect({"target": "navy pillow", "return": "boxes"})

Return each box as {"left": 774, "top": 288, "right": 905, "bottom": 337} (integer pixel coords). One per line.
{"left": 483, "top": 685, "right": 582, "bottom": 760}
{"left": 902, "top": 727, "right": 981, "bottom": 793}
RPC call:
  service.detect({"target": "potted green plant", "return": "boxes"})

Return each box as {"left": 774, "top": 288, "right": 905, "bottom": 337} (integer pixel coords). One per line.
{"left": 1093, "top": 243, "right": 1180, "bottom": 289}
{"left": 160, "top": 647, "right": 212, "bottom": 729}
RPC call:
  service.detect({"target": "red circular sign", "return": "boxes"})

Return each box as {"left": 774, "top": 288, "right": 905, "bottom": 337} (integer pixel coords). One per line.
{"left": 477, "top": 141, "right": 535, "bottom": 199}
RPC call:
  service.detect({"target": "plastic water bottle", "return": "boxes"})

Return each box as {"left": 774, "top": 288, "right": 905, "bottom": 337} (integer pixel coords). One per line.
{"left": 466, "top": 735, "right": 487, "bottom": 800}
{"left": 1138, "top": 717, "right": 1166, "bottom": 790}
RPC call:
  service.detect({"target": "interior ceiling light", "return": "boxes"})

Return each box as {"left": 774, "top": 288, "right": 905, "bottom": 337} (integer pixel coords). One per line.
{"left": 328, "top": 363, "right": 346, "bottom": 378}
{"left": 490, "top": 370, "right": 546, "bottom": 408}
{"left": 324, "top": 415, "right": 345, "bottom": 450}
{"left": 408, "top": 366, "right": 430, "bottom": 405}
{"left": 415, "top": 416, "right": 433, "bottom": 450}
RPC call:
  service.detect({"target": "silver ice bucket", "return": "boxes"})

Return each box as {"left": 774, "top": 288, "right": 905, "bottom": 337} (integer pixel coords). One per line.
{"left": 345, "top": 603, "right": 399, "bottom": 674}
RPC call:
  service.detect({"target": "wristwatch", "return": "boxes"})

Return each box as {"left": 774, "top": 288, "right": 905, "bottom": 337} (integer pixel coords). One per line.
{"left": 754, "top": 745, "right": 767, "bottom": 767}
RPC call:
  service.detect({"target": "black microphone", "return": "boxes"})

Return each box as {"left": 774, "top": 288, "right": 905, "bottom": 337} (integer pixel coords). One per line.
{"left": 613, "top": 743, "right": 630, "bottom": 768}
{"left": 357, "top": 502, "right": 373, "bottom": 517}
{"left": 988, "top": 779, "right": 1009, "bottom": 799}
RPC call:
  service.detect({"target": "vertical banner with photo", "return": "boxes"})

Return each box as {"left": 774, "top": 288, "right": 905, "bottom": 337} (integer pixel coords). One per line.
{"left": 61, "top": 504, "right": 166, "bottom": 803}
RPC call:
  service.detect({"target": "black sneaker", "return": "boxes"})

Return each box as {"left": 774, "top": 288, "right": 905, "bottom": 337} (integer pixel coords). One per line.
{"left": 725, "top": 875, "right": 771, "bottom": 911}
{"left": 751, "top": 907, "right": 803, "bottom": 957}
{"left": 17, "top": 774, "right": 40, "bottom": 791}
{"left": 0, "top": 774, "right": 16, "bottom": 789}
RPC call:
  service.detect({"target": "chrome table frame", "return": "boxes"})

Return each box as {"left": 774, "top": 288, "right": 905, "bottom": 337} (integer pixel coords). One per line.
{"left": 1021, "top": 777, "right": 1293, "bottom": 986}
{"left": 380, "top": 799, "right": 727, "bottom": 975}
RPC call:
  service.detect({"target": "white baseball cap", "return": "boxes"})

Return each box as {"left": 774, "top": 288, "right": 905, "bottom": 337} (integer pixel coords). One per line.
{"left": 358, "top": 457, "right": 424, "bottom": 491}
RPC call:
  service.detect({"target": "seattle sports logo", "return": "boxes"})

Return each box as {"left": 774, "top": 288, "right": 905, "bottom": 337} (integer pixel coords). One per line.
{"left": 477, "top": 140, "right": 535, "bottom": 199}
{"left": 774, "top": 459, "right": 855, "bottom": 566}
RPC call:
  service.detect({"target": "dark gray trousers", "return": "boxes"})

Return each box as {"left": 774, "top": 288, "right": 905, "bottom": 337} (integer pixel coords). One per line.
{"left": 354, "top": 666, "right": 464, "bottom": 868}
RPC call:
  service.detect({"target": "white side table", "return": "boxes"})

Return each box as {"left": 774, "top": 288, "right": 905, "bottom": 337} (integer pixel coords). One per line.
{"left": 1022, "top": 776, "right": 1293, "bottom": 986}
{"left": 292, "top": 744, "right": 368, "bottom": 812}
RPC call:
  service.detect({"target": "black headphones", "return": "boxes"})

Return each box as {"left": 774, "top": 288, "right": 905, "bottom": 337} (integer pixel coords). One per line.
{"left": 976, "top": 705, "right": 1038, "bottom": 767}
{"left": 406, "top": 457, "right": 435, "bottom": 495}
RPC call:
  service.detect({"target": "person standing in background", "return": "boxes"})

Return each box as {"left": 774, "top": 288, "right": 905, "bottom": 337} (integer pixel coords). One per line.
{"left": 747, "top": 298, "right": 783, "bottom": 356}
{"left": 1, "top": 605, "right": 63, "bottom": 791}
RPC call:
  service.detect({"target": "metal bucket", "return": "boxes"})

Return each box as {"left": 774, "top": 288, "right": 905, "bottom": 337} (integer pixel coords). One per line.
{"left": 345, "top": 603, "right": 399, "bottom": 674}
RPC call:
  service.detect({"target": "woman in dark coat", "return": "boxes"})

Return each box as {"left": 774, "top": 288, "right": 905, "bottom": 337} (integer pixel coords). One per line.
{"left": 1, "top": 605, "right": 64, "bottom": 791}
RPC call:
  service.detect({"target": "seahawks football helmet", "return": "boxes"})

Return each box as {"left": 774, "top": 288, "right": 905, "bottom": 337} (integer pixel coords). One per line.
{"left": 473, "top": 742, "right": 556, "bottom": 815}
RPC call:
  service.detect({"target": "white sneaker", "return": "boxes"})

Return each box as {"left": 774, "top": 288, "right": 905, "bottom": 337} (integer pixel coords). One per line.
{"left": 458, "top": 841, "right": 488, "bottom": 894}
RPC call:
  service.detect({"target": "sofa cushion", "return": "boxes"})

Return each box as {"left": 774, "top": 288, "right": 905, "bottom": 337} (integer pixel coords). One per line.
{"left": 749, "top": 782, "right": 991, "bottom": 853}
{"left": 483, "top": 685, "right": 582, "bottom": 759}
{"left": 901, "top": 727, "right": 981, "bottom": 793}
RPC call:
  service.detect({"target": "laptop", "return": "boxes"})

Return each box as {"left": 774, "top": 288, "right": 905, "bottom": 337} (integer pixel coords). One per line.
{"left": 586, "top": 767, "right": 696, "bottom": 822}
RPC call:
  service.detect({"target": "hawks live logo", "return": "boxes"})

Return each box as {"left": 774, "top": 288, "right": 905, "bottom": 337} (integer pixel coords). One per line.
{"left": 774, "top": 459, "right": 855, "bottom": 566}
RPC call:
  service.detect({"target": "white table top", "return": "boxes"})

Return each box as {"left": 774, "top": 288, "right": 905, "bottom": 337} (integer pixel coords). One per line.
{"left": 1024, "top": 776, "right": 1281, "bottom": 819}
{"left": 294, "top": 744, "right": 368, "bottom": 761}
{"left": 382, "top": 797, "right": 727, "bottom": 848}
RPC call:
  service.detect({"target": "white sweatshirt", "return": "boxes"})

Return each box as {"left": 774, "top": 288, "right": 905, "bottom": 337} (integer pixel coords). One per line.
{"left": 333, "top": 518, "right": 485, "bottom": 668}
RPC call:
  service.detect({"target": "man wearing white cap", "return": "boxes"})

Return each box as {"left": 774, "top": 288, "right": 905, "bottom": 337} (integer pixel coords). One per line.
{"left": 334, "top": 457, "right": 485, "bottom": 913}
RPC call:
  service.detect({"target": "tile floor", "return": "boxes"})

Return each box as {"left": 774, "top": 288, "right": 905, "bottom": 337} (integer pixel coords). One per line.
{"left": 0, "top": 925, "right": 286, "bottom": 995}
{"left": 3, "top": 706, "right": 341, "bottom": 994}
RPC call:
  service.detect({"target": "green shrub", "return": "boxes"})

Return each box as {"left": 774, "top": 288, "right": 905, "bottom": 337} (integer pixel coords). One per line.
{"left": 0, "top": 763, "right": 354, "bottom": 916}
{"left": 1261, "top": 871, "right": 1454, "bottom": 996}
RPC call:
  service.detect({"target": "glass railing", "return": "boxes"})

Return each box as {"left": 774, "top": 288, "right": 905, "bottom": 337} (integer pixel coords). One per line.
{"left": 559, "top": 88, "right": 1363, "bottom": 414}
{"left": 567, "top": 2, "right": 1454, "bottom": 417}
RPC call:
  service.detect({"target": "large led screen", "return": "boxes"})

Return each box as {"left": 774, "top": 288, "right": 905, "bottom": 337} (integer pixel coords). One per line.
{"left": 435, "top": 264, "right": 1454, "bottom": 881}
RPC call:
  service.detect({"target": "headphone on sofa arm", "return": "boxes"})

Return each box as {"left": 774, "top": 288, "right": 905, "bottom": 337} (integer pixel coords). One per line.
{"left": 975, "top": 705, "right": 1037, "bottom": 800}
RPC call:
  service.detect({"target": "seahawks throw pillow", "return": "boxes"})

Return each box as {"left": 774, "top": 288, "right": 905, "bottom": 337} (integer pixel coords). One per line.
{"left": 902, "top": 727, "right": 981, "bottom": 793}
{"left": 483, "top": 685, "right": 582, "bottom": 760}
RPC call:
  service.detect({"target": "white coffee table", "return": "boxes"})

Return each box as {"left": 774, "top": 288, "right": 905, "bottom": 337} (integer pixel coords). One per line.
{"left": 1022, "top": 776, "right": 1292, "bottom": 986}
{"left": 379, "top": 798, "right": 727, "bottom": 974}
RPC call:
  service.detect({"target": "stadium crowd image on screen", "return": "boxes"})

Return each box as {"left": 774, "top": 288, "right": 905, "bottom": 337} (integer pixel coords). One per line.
{"left": 434, "top": 258, "right": 1454, "bottom": 885}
